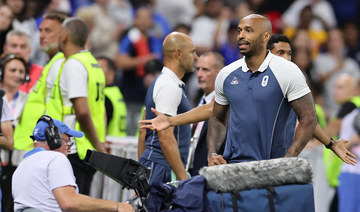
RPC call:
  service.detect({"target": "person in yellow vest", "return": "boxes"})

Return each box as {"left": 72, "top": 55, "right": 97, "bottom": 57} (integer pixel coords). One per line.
{"left": 14, "top": 12, "right": 68, "bottom": 154}
{"left": 46, "top": 17, "right": 108, "bottom": 195}
{"left": 96, "top": 56, "right": 127, "bottom": 137}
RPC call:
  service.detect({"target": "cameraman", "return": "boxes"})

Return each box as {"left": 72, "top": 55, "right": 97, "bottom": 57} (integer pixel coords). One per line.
{"left": 12, "top": 115, "right": 133, "bottom": 212}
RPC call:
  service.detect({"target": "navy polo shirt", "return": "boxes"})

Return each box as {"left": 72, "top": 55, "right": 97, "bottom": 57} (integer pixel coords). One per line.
{"left": 141, "top": 67, "right": 191, "bottom": 167}
{"left": 215, "top": 52, "right": 310, "bottom": 163}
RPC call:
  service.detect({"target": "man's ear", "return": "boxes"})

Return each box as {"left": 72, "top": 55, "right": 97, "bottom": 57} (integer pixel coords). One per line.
{"left": 175, "top": 49, "right": 181, "bottom": 59}
{"left": 263, "top": 32, "right": 271, "bottom": 43}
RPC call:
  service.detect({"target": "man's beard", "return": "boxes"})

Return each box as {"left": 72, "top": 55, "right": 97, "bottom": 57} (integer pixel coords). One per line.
{"left": 240, "top": 35, "right": 263, "bottom": 57}
{"left": 41, "top": 42, "right": 59, "bottom": 53}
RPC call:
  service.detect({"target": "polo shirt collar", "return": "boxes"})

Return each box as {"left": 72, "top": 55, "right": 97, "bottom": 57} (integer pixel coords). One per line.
{"left": 162, "top": 67, "right": 185, "bottom": 86}
{"left": 241, "top": 50, "right": 274, "bottom": 73}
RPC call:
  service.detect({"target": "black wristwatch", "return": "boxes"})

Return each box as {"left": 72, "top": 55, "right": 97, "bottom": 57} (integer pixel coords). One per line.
{"left": 325, "top": 138, "right": 335, "bottom": 149}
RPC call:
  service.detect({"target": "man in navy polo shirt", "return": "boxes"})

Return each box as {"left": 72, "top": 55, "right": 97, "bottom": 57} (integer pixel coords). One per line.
{"left": 138, "top": 32, "right": 198, "bottom": 184}
{"left": 207, "top": 14, "right": 318, "bottom": 165}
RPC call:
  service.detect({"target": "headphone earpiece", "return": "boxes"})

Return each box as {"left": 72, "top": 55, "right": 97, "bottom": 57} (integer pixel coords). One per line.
{"left": 23, "top": 73, "right": 31, "bottom": 84}
{"left": 37, "top": 115, "right": 62, "bottom": 150}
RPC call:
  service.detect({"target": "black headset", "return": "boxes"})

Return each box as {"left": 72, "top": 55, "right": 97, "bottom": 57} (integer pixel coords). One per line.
{"left": 35, "top": 115, "right": 62, "bottom": 150}
{"left": 0, "top": 54, "right": 30, "bottom": 83}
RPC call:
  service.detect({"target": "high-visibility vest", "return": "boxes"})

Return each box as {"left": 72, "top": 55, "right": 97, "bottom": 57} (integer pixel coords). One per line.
{"left": 104, "top": 86, "right": 127, "bottom": 136}
{"left": 14, "top": 52, "right": 65, "bottom": 150}
{"left": 315, "top": 104, "right": 326, "bottom": 129}
{"left": 324, "top": 95, "right": 360, "bottom": 187}
{"left": 46, "top": 51, "right": 106, "bottom": 159}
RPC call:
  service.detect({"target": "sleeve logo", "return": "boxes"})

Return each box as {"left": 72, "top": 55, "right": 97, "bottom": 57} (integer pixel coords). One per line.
{"left": 231, "top": 77, "right": 239, "bottom": 85}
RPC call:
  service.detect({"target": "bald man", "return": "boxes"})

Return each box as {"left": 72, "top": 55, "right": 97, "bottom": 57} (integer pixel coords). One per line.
{"left": 207, "top": 14, "right": 317, "bottom": 165}
{"left": 325, "top": 74, "right": 360, "bottom": 138}
{"left": 138, "top": 32, "right": 198, "bottom": 184}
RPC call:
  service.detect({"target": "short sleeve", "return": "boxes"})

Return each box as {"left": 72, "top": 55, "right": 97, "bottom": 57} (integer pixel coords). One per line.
{"left": 214, "top": 69, "right": 230, "bottom": 105}
{"left": 48, "top": 153, "right": 77, "bottom": 191}
{"left": 270, "top": 59, "right": 310, "bottom": 102}
{"left": 60, "top": 58, "right": 88, "bottom": 100}
{"left": 153, "top": 79, "right": 182, "bottom": 116}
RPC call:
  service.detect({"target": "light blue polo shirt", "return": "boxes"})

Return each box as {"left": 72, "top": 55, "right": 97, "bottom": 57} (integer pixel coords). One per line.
{"left": 215, "top": 52, "right": 310, "bottom": 163}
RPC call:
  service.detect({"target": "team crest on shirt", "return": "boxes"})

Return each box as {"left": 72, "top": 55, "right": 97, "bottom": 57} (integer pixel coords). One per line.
{"left": 231, "top": 77, "right": 239, "bottom": 85}
{"left": 261, "top": 75, "right": 269, "bottom": 87}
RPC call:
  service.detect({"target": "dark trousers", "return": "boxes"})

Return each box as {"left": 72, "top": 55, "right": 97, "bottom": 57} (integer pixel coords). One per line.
{"left": 68, "top": 153, "right": 96, "bottom": 195}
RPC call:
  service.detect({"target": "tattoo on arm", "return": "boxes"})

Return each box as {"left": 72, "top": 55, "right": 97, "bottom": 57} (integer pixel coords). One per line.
{"left": 286, "top": 93, "right": 317, "bottom": 157}
{"left": 207, "top": 102, "right": 229, "bottom": 157}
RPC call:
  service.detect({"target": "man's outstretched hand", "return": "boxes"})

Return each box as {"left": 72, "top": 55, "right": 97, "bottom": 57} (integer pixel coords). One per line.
{"left": 138, "top": 108, "right": 171, "bottom": 131}
{"left": 331, "top": 138, "right": 357, "bottom": 166}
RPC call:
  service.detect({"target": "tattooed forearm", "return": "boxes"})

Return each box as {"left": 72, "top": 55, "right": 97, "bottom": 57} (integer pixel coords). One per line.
{"left": 207, "top": 102, "right": 229, "bottom": 157}
{"left": 285, "top": 93, "right": 317, "bottom": 157}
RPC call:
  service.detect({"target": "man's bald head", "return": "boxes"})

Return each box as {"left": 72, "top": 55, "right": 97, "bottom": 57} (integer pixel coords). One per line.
{"left": 162, "top": 32, "right": 198, "bottom": 75}
{"left": 241, "top": 14, "right": 272, "bottom": 34}
{"left": 334, "top": 74, "right": 359, "bottom": 104}
{"left": 163, "top": 32, "right": 193, "bottom": 59}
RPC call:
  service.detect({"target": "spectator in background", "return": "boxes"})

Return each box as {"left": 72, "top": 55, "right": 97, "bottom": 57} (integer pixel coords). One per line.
{"left": 97, "top": 56, "right": 127, "bottom": 137}
{"left": 342, "top": 21, "right": 360, "bottom": 66}
{"left": 0, "top": 54, "right": 28, "bottom": 126}
{"left": 313, "top": 28, "right": 360, "bottom": 118}
{"left": 3, "top": 29, "right": 43, "bottom": 93}
{"left": 190, "top": 0, "right": 228, "bottom": 55}
{"left": 292, "top": 47, "right": 322, "bottom": 104}
{"left": 282, "top": 0, "right": 336, "bottom": 30}
{"left": 88, "top": 0, "right": 126, "bottom": 58}
{"left": 115, "top": 6, "right": 162, "bottom": 135}
{"left": 217, "top": 20, "right": 242, "bottom": 65}
{"left": 284, "top": 5, "right": 328, "bottom": 59}
{"left": 186, "top": 52, "right": 224, "bottom": 176}
{"left": 74, "top": 5, "right": 96, "bottom": 50}
{"left": 107, "top": 0, "right": 133, "bottom": 28}
{"left": 0, "top": 54, "right": 26, "bottom": 212}
{"left": 3, "top": 0, "right": 25, "bottom": 21}
{"left": 5, "top": 0, "right": 50, "bottom": 67}
{"left": 154, "top": 0, "right": 196, "bottom": 28}
{"left": 0, "top": 5, "right": 13, "bottom": 55}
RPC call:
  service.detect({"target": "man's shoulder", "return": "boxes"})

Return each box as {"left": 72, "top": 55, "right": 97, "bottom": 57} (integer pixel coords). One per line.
{"left": 218, "top": 59, "right": 244, "bottom": 79}
{"left": 268, "top": 56, "right": 302, "bottom": 77}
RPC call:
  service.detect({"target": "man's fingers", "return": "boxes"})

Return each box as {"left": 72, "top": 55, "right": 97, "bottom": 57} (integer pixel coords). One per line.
{"left": 151, "top": 107, "right": 158, "bottom": 115}
{"left": 139, "top": 125, "right": 155, "bottom": 130}
{"left": 208, "top": 155, "right": 227, "bottom": 166}
{"left": 138, "top": 120, "right": 151, "bottom": 124}
{"left": 347, "top": 151, "right": 357, "bottom": 159}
